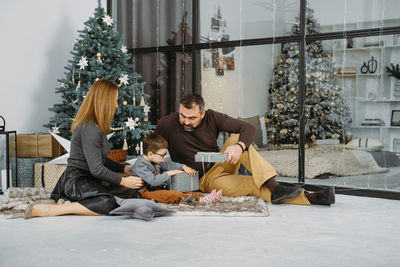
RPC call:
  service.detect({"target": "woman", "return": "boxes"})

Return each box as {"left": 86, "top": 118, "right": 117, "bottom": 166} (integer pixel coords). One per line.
{"left": 25, "top": 79, "right": 143, "bottom": 218}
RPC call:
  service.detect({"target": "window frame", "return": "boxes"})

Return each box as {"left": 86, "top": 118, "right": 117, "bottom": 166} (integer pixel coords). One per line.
{"left": 108, "top": 0, "right": 400, "bottom": 200}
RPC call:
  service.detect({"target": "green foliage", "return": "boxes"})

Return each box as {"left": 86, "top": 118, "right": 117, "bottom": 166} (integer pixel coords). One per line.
{"left": 266, "top": 8, "right": 351, "bottom": 145}
{"left": 44, "top": 1, "right": 153, "bottom": 152}
{"left": 386, "top": 63, "right": 400, "bottom": 79}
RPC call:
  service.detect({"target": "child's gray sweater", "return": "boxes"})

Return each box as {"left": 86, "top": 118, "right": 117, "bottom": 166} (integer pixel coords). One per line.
{"left": 131, "top": 156, "right": 183, "bottom": 188}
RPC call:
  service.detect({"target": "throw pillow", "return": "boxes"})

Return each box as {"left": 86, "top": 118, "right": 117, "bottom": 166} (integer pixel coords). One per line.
{"left": 109, "top": 196, "right": 175, "bottom": 220}
{"left": 345, "top": 138, "right": 384, "bottom": 152}
{"left": 238, "top": 115, "right": 268, "bottom": 148}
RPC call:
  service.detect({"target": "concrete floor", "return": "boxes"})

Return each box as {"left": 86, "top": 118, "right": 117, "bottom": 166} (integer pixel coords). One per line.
{"left": 1, "top": 194, "right": 400, "bottom": 267}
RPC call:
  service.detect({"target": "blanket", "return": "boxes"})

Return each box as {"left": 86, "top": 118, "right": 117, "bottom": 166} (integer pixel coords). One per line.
{"left": 258, "top": 146, "right": 387, "bottom": 178}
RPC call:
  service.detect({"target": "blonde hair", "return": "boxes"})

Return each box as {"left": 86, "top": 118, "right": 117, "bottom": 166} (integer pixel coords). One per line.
{"left": 71, "top": 79, "right": 119, "bottom": 133}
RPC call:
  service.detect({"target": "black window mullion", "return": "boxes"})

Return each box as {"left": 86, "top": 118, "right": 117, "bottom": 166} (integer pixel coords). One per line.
{"left": 128, "top": 26, "right": 400, "bottom": 55}
{"left": 298, "top": 0, "right": 306, "bottom": 184}
{"left": 192, "top": 0, "right": 199, "bottom": 94}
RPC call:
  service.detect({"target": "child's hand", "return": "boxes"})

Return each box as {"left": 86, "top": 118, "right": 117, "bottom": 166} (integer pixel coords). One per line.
{"left": 183, "top": 165, "right": 197, "bottom": 177}
{"left": 167, "top": 169, "right": 184, "bottom": 176}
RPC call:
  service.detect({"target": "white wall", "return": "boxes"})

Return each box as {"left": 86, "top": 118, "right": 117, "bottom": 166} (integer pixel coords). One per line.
{"left": 0, "top": 0, "right": 106, "bottom": 134}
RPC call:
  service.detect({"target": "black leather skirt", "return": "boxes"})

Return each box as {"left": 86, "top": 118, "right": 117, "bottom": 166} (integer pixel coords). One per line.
{"left": 51, "top": 166, "right": 138, "bottom": 215}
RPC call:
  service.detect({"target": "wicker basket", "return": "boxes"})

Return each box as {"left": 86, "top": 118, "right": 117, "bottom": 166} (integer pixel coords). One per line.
{"left": 108, "top": 149, "right": 128, "bottom": 162}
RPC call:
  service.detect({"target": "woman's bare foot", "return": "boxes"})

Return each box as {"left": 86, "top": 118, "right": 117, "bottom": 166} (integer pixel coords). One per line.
{"left": 30, "top": 203, "right": 55, "bottom": 218}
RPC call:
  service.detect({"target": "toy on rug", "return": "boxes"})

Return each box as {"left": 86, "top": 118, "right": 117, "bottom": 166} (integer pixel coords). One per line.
{"left": 199, "top": 189, "right": 223, "bottom": 205}
{"left": 180, "top": 195, "right": 202, "bottom": 207}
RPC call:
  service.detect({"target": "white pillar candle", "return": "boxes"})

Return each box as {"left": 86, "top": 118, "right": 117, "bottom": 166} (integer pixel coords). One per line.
{"left": 140, "top": 141, "right": 143, "bottom": 155}
{"left": 1, "top": 169, "right": 7, "bottom": 192}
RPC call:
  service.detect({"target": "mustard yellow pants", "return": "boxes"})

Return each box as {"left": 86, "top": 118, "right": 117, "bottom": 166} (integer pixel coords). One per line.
{"left": 199, "top": 134, "right": 310, "bottom": 205}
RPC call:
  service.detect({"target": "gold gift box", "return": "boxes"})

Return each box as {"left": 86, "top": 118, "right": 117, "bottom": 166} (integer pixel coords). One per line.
{"left": 17, "top": 134, "right": 64, "bottom": 158}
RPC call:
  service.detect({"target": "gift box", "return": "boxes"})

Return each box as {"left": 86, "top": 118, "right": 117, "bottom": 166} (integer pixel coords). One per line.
{"left": 34, "top": 163, "right": 67, "bottom": 189}
{"left": 167, "top": 172, "right": 199, "bottom": 192}
{"left": 195, "top": 152, "right": 227, "bottom": 163}
{"left": 17, "top": 134, "right": 64, "bottom": 158}
{"left": 17, "top": 158, "right": 48, "bottom": 187}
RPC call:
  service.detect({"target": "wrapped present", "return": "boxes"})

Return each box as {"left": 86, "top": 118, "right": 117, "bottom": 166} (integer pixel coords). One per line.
{"left": 17, "top": 158, "right": 48, "bottom": 187}
{"left": 195, "top": 152, "right": 227, "bottom": 163}
{"left": 17, "top": 133, "right": 64, "bottom": 158}
{"left": 34, "top": 163, "right": 67, "bottom": 189}
{"left": 167, "top": 172, "right": 199, "bottom": 192}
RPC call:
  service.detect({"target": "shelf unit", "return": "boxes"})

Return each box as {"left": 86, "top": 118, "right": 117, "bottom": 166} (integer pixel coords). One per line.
{"left": 322, "top": 19, "right": 400, "bottom": 152}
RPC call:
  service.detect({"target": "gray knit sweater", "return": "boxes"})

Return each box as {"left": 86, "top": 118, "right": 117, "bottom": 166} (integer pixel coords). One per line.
{"left": 130, "top": 156, "right": 183, "bottom": 187}
{"left": 68, "top": 121, "right": 124, "bottom": 184}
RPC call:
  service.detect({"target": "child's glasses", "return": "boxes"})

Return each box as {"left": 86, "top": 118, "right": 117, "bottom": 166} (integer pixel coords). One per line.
{"left": 155, "top": 152, "right": 167, "bottom": 159}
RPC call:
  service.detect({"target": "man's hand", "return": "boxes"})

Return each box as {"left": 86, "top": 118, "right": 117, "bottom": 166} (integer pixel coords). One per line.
{"left": 183, "top": 164, "right": 197, "bottom": 177}
{"left": 120, "top": 176, "right": 144, "bottom": 189}
{"left": 167, "top": 169, "right": 184, "bottom": 176}
{"left": 224, "top": 142, "right": 244, "bottom": 165}
{"left": 124, "top": 164, "right": 133, "bottom": 176}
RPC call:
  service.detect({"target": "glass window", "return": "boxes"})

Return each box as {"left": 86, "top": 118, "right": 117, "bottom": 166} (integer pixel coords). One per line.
{"left": 308, "top": 0, "right": 400, "bottom": 33}
{"left": 115, "top": 0, "right": 400, "bottom": 195}
{"left": 296, "top": 35, "right": 400, "bottom": 191}
{"left": 200, "top": 0, "right": 299, "bottom": 43}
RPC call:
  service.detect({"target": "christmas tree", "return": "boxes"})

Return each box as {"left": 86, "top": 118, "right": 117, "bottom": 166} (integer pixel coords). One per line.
{"left": 266, "top": 8, "right": 351, "bottom": 145}
{"left": 45, "top": 1, "right": 153, "bottom": 153}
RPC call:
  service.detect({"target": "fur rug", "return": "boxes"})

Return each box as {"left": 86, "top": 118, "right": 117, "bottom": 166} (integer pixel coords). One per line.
{"left": 161, "top": 196, "right": 269, "bottom": 217}
{"left": 0, "top": 188, "right": 269, "bottom": 218}
{"left": 0, "top": 187, "right": 54, "bottom": 218}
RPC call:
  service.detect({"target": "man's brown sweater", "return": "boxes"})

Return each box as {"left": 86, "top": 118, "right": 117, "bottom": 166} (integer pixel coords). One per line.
{"left": 155, "top": 109, "right": 255, "bottom": 176}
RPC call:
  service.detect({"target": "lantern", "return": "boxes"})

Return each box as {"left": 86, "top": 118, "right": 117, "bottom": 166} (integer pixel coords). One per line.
{"left": 0, "top": 116, "right": 17, "bottom": 193}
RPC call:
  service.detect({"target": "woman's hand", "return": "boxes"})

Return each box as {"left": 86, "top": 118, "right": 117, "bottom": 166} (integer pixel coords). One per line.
{"left": 167, "top": 170, "right": 184, "bottom": 177}
{"left": 183, "top": 164, "right": 197, "bottom": 177}
{"left": 124, "top": 164, "right": 133, "bottom": 176}
{"left": 120, "top": 176, "right": 144, "bottom": 189}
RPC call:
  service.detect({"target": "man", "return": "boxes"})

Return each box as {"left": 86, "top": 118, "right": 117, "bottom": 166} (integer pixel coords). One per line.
{"left": 155, "top": 93, "right": 334, "bottom": 205}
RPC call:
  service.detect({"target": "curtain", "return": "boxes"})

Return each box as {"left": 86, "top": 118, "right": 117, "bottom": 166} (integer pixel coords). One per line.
{"left": 115, "top": 0, "right": 194, "bottom": 123}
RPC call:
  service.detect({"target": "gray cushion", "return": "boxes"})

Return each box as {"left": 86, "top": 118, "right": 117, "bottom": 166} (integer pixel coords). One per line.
{"left": 345, "top": 138, "right": 383, "bottom": 151}
{"left": 370, "top": 151, "right": 400, "bottom": 167}
{"left": 109, "top": 196, "right": 175, "bottom": 220}
{"left": 238, "top": 115, "right": 267, "bottom": 148}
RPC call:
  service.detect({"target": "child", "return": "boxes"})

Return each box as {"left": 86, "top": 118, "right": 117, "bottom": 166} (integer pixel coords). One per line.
{"left": 131, "top": 132, "right": 222, "bottom": 205}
